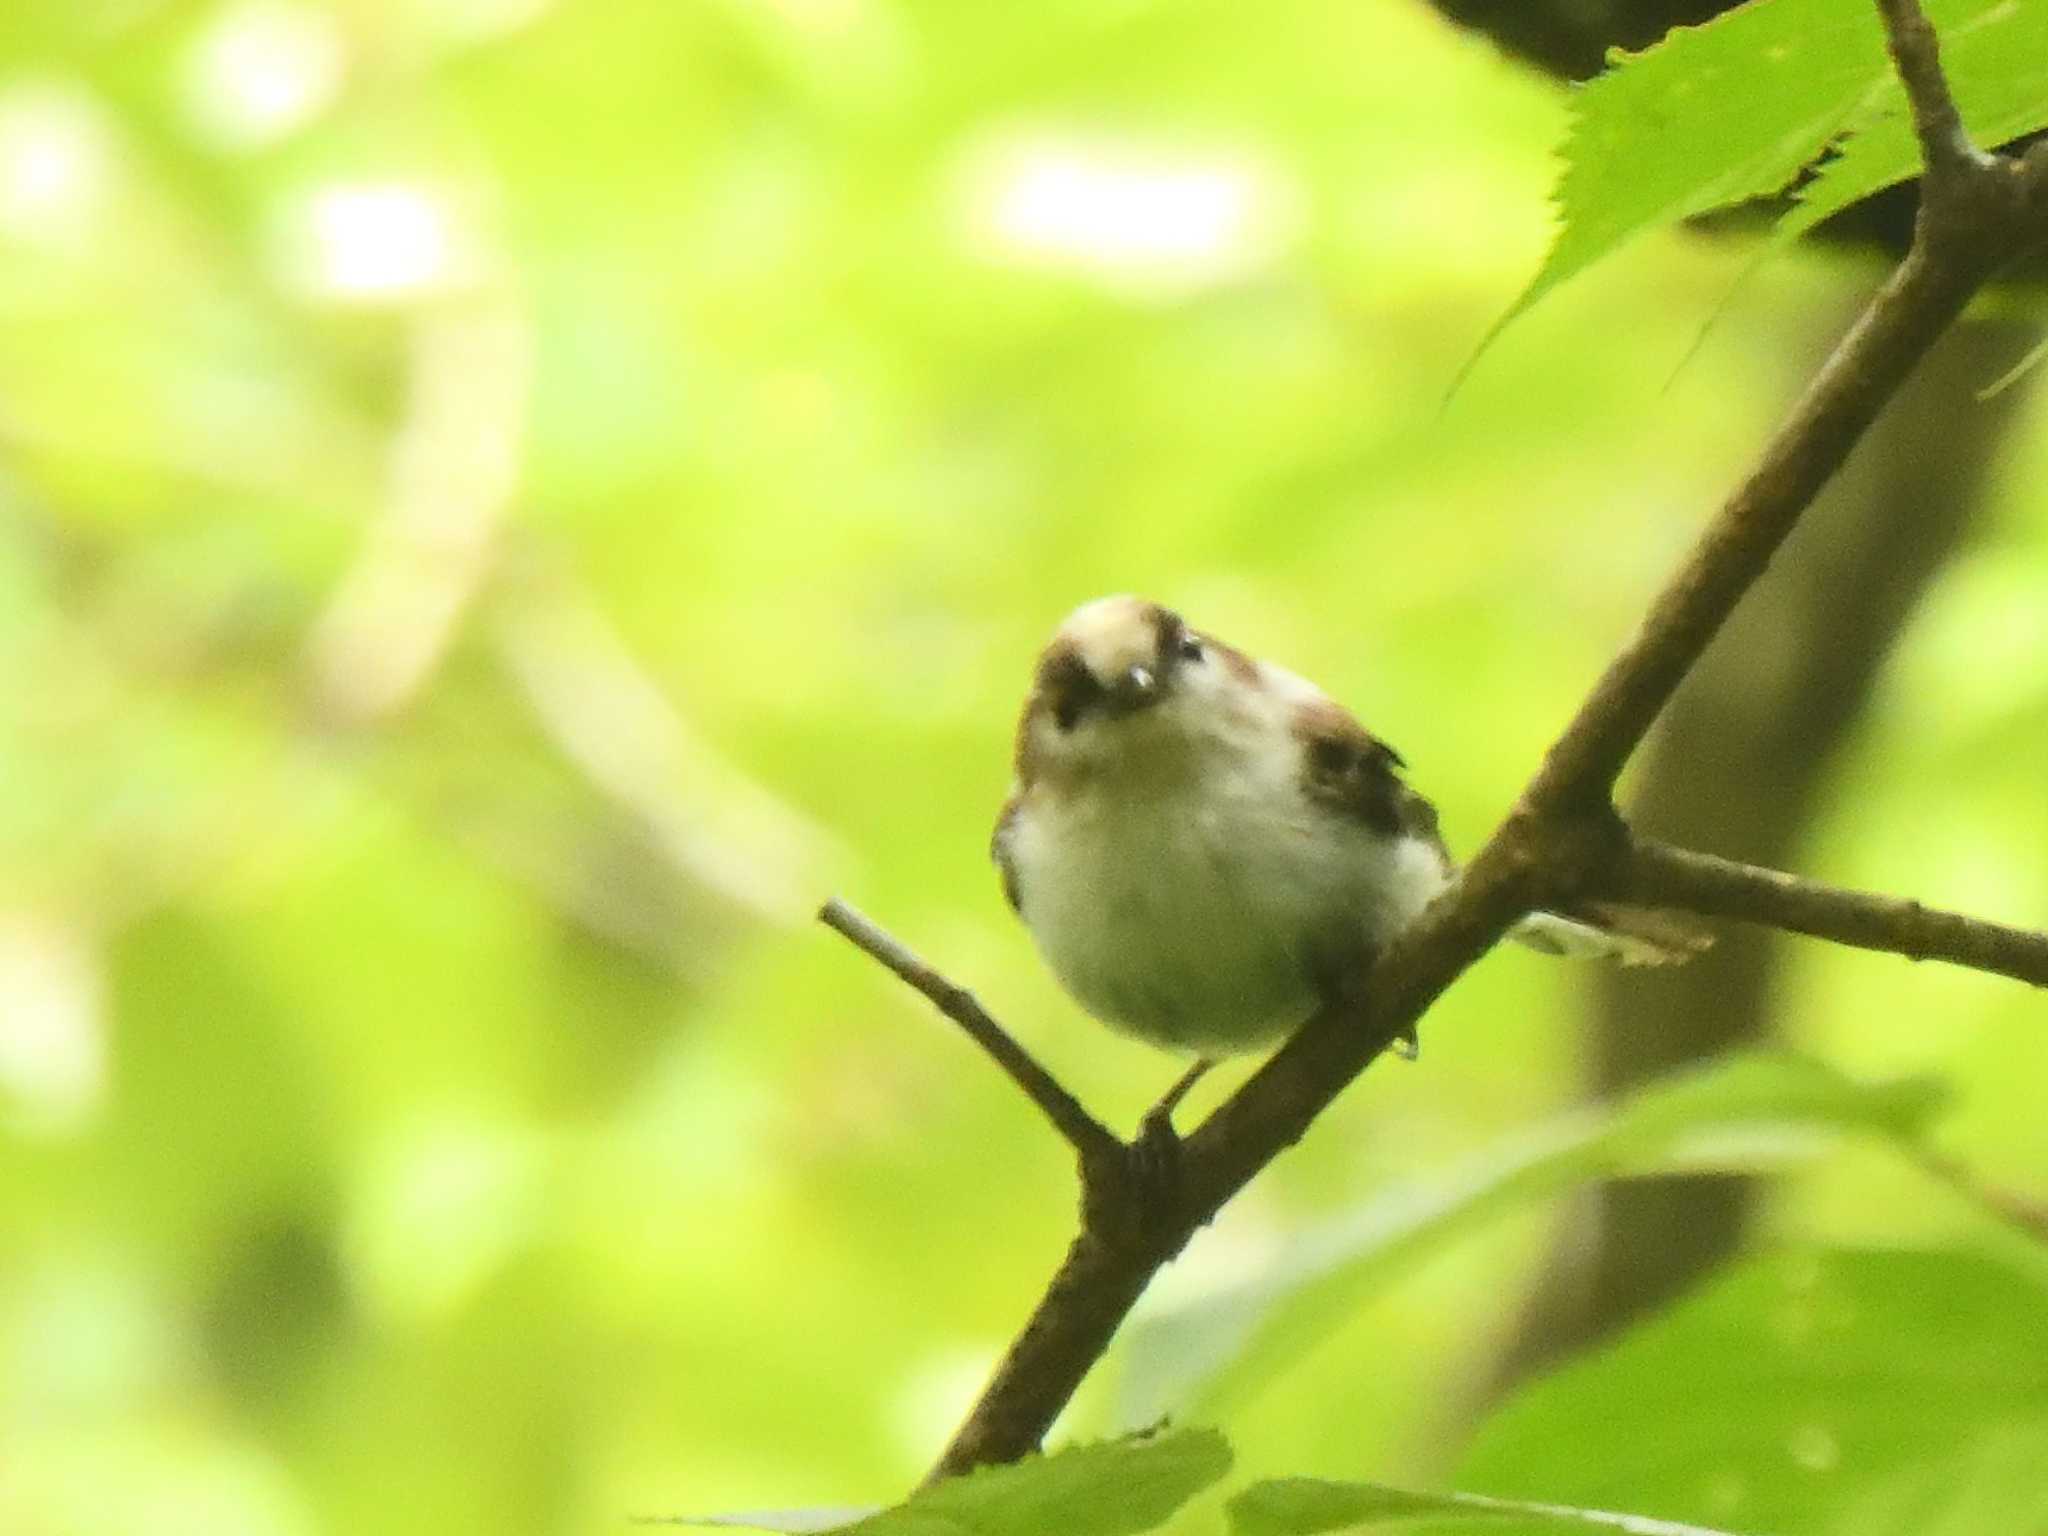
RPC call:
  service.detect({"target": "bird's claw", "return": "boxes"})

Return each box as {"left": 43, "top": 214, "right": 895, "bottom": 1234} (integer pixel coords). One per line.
{"left": 1124, "top": 1101, "right": 1185, "bottom": 1210}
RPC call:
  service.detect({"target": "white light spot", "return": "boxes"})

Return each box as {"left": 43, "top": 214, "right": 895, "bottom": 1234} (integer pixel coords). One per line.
{"left": 1789, "top": 1423, "right": 1841, "bottom": 1473}
{"left": 958, "top": 129, "right": 1294, "bottom": 298}
{"left": 753, "top": 0, "right": 864, "bottom": 35}
{"left": 1702, "top": 1470, "right": 1748, "bottom": 1517}
{"left": 0, "top": 911, "right": 105, "bottom": 1134}
{"left": 0, "top": 80, "right": 116, "bottom": 243}
{"left": 892, "top": 1345, "right": 999, "bottom": 1463}
{"left": 346, "top": 1117, "right": 544, "bottom": 1323}
{"left": 180, "top": 0, "right": 347, "bottom": 150}
{"left": 419, "top": 0, "right": 555, "bottom": 45}
{"left": 279, "top": 181, "right": 464, "bottom": 302}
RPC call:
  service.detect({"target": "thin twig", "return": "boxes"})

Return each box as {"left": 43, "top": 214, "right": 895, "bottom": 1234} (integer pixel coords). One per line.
{"left": 1876, "top": 0, "right": 1987, "bottom": 183}
{"left": 1523, "top": 256, "right": 1990, "bottom": 815}
{"left": 1520, "top": 0, "right": 2047, "bottom": 817}
{"left": 1915, "top": 1149, "right": 2048, "bottom": 1245}
{"left": 819, "top": 898, "right": 1121, "bottom": 1162}
{"left": 930, "top": 862, "right": 1537, "bottom": 1479}
{"left": 1617, "top": 840, "right": 2048, "bottom": 987}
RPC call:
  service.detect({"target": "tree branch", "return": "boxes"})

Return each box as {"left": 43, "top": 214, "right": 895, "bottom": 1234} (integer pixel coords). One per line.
{"left": 877, "top": 0, "right": 2048, "bottom": 1484}
{"left": 1522, "top": 19, "right": 2048, "bottom": 817}
{"left": 819, "top": 898, "right": 1122, "bottom": 1163}
{"left": 1876, "top": 0, "right": 1986, "bottom": 183}
{"left": 1476, "top": 304, "right": 2036, "bottom": 1415}
{"left": 1614, "top": 840, "right": 2048, "bottom": 987}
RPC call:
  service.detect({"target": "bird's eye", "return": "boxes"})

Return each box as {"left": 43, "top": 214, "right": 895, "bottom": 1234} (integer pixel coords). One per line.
{"left": 1178, "top": 634, "right": 1205, "bottom": 663}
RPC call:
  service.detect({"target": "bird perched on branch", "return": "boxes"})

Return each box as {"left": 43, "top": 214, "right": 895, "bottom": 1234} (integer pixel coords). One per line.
{"left": 993, "top": 596, "right": 1708, "bottom": 1070}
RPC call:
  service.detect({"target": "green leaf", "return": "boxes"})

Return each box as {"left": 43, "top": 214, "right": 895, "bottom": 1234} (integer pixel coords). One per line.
{"left": 1117, "top": 1055, "right": 1942, "bottom": 1426}
{"left": 1774, "top": 0, "right": 2048, "bottom": 244}
{"left": 1459, "top": 1248, "right": 2048, "bottom": 1535}
{"left": 1820, "top": 1419, "right": 2048, "bottom": 1535}
{"left": 1473, "top": 0, "right": 2048, "bottom": 375}
{"left": 1478, "top": 0, "right": 1893, "bottom": 360}
{"left": 1229, "top": 1477, "right": 1747, "bottom": 1535}
{"left": 662, "top": 1428, "right": 1233, "bottom": 1535}
{"left": 668, "top": 1513, "right": 879, "bottom": 1533}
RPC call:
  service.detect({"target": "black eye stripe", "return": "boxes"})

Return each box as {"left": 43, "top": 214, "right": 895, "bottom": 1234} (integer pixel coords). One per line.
{"left": 1311, "top": 736, "right": 1354, "bottom": 774}
{"left": 1047, "top": 651, "right": 1103, "bottom": 730}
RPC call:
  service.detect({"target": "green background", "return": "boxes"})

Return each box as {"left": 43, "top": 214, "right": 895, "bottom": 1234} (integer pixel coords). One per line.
{"left": 1, "top": 1, "right": 2044, "bottom": 1532}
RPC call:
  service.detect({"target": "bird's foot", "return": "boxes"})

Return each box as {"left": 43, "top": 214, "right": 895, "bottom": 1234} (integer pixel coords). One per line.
{"left": 1129, "top": 1102, "right": 1186, "bottom": 1215}
{"left": 1154, "top": 1057, "right": 1213, "bottom": 1119}
{"left": 1124, "top": 1058, "right": 1211, "bottom": 1215}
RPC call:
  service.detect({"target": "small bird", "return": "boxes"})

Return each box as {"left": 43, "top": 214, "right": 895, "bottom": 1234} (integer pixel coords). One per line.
{"left": 992, "top": 596, "right": 1707, "bottom": 1076}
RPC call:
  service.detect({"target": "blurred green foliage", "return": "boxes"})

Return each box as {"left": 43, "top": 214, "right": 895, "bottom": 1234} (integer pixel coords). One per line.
{"left": 1457, "top": 1247, "right": 2048, "bottom": 1534}
{"left": 1117, "top": 1054, "right": 1951, "bottom": 1431}
{"left": 1, "top": 1, "right": 2045, "bottom": 1534}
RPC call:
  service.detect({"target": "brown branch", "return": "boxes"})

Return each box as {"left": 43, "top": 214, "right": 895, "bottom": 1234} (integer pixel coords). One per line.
{"left": 819, "top": 898, "right": 1121, "bottom": 1163}
{"left": 1522, "top": 247, "right": 1972, "bottom": 814}
{"left": 1876, "top": 0, "right": 1985, "bottom": 183}
{"left": 904, "top": 0, "right": 2048, "bottom": 1483}
{"left": 922, "top": 1225, "right": 1169, "bottom": 1484}
{"left": 931, "top": 860, "right": 1542, "bottom": 1477}
{"left": 1476, "top": 308, "right": 2037, "bottom": 1413}
{"left": 1524, "top": 20, "right": 2048, "bottom": 817}
{"left": 1614, "top": 840, "right": 2048, "bottom": 987}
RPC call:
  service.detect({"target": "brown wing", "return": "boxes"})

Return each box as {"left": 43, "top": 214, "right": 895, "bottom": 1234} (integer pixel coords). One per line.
{"left": 1294, "top": 695, "right": 1449, "bottom": 863}
{"left": 990, "top": 791, "right": 1024, "bottom": 913}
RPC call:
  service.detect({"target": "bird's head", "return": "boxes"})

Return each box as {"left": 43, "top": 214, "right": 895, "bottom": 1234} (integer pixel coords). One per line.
{"left": 1016, "top": 595, "right": 1258, "bottom": 783}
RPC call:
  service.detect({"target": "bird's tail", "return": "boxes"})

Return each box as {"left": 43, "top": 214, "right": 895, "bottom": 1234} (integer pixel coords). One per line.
{"left": 1511, "top": 902, "right": 1713, "bottom": 966}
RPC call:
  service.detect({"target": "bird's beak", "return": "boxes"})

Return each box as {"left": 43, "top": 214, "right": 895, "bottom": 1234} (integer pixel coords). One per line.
{"left": 1111, "top": 663, "right": 1159, "bottom": 711}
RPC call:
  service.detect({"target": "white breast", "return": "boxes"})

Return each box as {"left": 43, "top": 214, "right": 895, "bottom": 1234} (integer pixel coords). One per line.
{"left": 1005, "top": 713, "right": 1446, "bottom": 1055}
